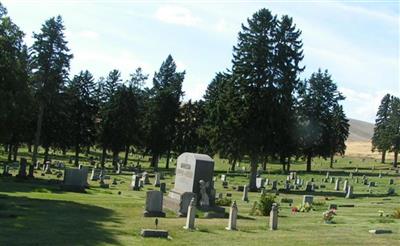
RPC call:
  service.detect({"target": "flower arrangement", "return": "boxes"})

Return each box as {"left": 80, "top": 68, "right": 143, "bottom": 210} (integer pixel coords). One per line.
{"left": 323, "top": 209, "right": 336, "bottom": 223}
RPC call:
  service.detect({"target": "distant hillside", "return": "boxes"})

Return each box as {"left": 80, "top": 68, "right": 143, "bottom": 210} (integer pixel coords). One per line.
{"left": 347, "top": 118, "right": 374, "bottom": 142}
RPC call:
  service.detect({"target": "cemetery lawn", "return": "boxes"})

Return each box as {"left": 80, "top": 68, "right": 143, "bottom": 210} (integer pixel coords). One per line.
{"left": 0, "top": 150, "right": 399, "bottom": 246}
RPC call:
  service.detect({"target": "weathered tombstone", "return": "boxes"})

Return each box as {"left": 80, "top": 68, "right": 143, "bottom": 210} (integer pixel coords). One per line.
{"left": 305, "top": 181, "right": 312, "bottom": 192}
{"left": 44, "top": 161, "right": 52, "bottom": 174}
{"left": 164, "top": 153, "right": 218, "bottom": 216}
{"left": 326, "top": 172, "right": 330, "bottom": 179}
{"left": 131, "top": 175, "right": 140, "bottom": 191}
{"left": 269, "top": 203, "right": 278, "bottom": 230}
{"left": 116, "top": 163, "right": 121, "bottom": 174}
{"left": 16, "top": 158, "right": 28, "bottom": 178}
{"left": 303, "top": 195, "right": 314, "bottom": 205}
{"left": 389, "top": 179, "right": 394, "bottom": 185}
{"left": 329, "top": 177, "right": 334, "bottom": 183}
{"left": 368, "top": 181, "right": 375, "bottom": 187}
{"left": 143, "top": 191, "right": 165, "bottom": 217}
{"left": 160, "top": 182, "right": 166, "bottom": 193}
{"left": 90, "top": 168, "right": 101, "bottom": 181}
{"left": 378, "top": 172, "right": 382, "bottom": 178}
{"left": 221, "top": 174, "right": 227, "bottom": 182}
{"left": 183, "top": 198, "right": 196, "bottom": 230}
{"left": 271, "top": 180, "right": 278, "bottom": 190}
{"left": 62, "top": 168, "right": 88, "bottom": 192}
{"left": 242, "top": 185, "right": 249, "bottom": 202}
{"left": 256, "top": 177, "right": 265, "bottom": 189}
{"left": 154, "top": 173, "right": 161, "bottom": 187}
{"left": 343, "top": 180, "right": 348, "bottom": 192}
{"left": 226, "top": 201, "right": 238, "bottom": 231}
{"left": 345, "top": 185, "right": 353, "bottom": 199}
{"left": 141, "top": 172, "right": 150, "bottom": 185}
{"left": 284, "top": 180, "right": 290, "bottom": 191}
{"left": 335, "top": 179, "right": 340, "bottom": 191}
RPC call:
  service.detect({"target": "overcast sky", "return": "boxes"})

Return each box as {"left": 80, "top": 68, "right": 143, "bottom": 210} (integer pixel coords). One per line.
{"left": 2, "top": 0, "right": 399, "bottom": 123}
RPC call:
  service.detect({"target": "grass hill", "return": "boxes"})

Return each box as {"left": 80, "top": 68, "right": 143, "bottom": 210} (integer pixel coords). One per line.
{"left": 348, "top": 118, "right": 374, "bottom": 142}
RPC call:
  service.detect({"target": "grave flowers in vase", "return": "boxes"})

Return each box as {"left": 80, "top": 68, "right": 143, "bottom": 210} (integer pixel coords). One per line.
{"left": 323, "top": 209, "right": 336, "bottom": 224}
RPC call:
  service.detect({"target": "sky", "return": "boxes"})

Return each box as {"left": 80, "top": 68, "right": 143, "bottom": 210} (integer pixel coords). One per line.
{"left": 2, "top": 0, "right": 399, "bottom": 123}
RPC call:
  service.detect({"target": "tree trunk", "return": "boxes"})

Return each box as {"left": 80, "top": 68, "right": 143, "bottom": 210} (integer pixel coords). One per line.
{"left": 7, "top": 144, "right": 12, "bottom": 162}
{"left": 287, "top": 157, "right": 291, "bottom": 173}
{"left": 280, "top": 155, "right": 286, "bottom": 173}
{"left": 32, "top": 103, "right": 44, "bottom": 170}
{"left": 101, "top": 147, "right": 106, "bottom": 169}
{"left": 28, "top": 143, "right": 32, "bottom": 153}
{"left": 44, "top": 146, "right": 49, "bottom": 162}
{"left": 330, "top": 154, "right": 334, "bottom": 168}
{"left": 394, "top": 150, "right": 398, "bottom": 168}
{"left": 85, "top": 146, "right": 90, "bottom": 156}
{"left": 112, "top": 151, "right": 119, "bottom": 169}
{"left": 124, "top": 145, "right": 129, "bottom": 166}
{"left": 151, "top": 153, "right": 159, "bottom": 171}
{"left": 166, "top": 150, "right": 171, "bottom": 169}
{"left": 62, "top": 148, "right": 67, "bottom": 156}
{"left": 381, "top": 151, "right": 386, "bottom": 164}
{"left": 12, "top": 144, "right": 18, "bottom": 161}
{"left": 231, "top": 159, "right": 236, "bottom": 172}
{"left": 74, "top": 144, "right": 79, "bottom": 167}
{"left": 249, "top": 155, "right": 258, "bottom": 191}
{"left": 306, "top": 153, "right": 312, "bottom": 172}
{"left": 262, "top": 157, "right": 267, "bottom": 171}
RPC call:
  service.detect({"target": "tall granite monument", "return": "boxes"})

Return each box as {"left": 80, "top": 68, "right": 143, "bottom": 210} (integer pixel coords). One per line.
{"left": 164, "top": 152, "right": 218, "bottom": 216}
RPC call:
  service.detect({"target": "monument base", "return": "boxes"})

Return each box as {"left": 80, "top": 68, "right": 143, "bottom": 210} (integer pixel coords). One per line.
{"left": 60, "top": 185, "right": 86, "bottom": 192}
{"left": 143, "top": 211, "right": 166, "bottom": 217}
{"left": 164, "top": 190, "right": 196, "bottom": 217}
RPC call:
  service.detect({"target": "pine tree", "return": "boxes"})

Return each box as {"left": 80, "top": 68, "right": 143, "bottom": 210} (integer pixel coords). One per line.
{"left": 30, "top": 15, "right": 72, "bottom": 165}
{"left": 327, "top": 104, "right": 349, "bottom": 167}
{"left": 386, "top": 96, "right": 400, "bottom": 167}
{"left": 67, "top": 70, "right": 98, "bottom": 166}
{"left": 298, "top": 69, "right": 345, "bottom": 171}
{"left": 372, "top": 94, "right": 392, "bottom": 163}
{"left": 0, "top": 4, "right": 33, "bottom": 162}
{"left": 144, "top": 55, "right": 184, "bottom": 170}
{"left": 273, "top": 15, "right": 304, "bottom": 172}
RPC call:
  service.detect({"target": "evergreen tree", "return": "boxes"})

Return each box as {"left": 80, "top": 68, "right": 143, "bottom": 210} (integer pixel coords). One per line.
{"left": 30, "top": 15, "right": 72, "bottom": 165}
{"left": 327, "top": 104, "right": 349, "bottom": 167}
{"left": 372, "top": 94, "right": 392, "bottom": 163}
{"left": 0, "top": 3, "right": 33, "bottom": 162}
{"left": 67, "top": 70, "right": 98, "bottom": 166}
{"left": 144, "top": 55, "right": 184, "bottom": 170}
{"left": 273, "top": 15, "right": 304, "bottom": 172}
{"left": 386, "top": 96, "right": 400, "bottom": 167}
{"left": 231, "top": 9, "right": 279, "bottom": 190}
{"left": 97, "top": 69, "right": 122, "bottom": 168}
{"left": 298, "top": 69, "right": 345, "bottom": 171}
{"left": 203, "top": 72, "right": 244, "bottom": 171}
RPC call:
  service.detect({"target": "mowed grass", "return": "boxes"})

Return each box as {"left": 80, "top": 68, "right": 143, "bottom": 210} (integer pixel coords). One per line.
{"left": 0, "top": 147, "right": 399, "bottom": 246}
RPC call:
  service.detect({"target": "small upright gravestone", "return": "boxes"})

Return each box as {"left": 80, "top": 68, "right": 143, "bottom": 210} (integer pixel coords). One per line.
{"left": 44, "top": 161, "right": 52, "bottom": 174}
{"left": 154, "top": 173, "right": 161, "bottom": 187}
{"left": 242, "top": 185, "right": 249, "bottom": 202}
{"left": 271, "top": 181, "right": 278, "bottom": 190}
{"left": 256, "top": 177, "right": 265, "bottom": 189}
{"left": 269, "top": 203, "right": 278, "bottom": 230}
{"left": 183, "top": 198, "right": 196, "bottom": 230}
{"left": 160, "top": 182, "right": 166, "bottom": 193}
{"left": 221, "top": 174, "right": 227, "bottom": 182}
{"left": 343, "top": 180, "right": 348, "bottom": 192}
{"left": 303, "top": 195, "right": 314, "bottom": 205}
{"left": 335, "top": 179, "right": 340, "bottom": 191}
{"left": 144, "top": 191, "right": 165, "bottom": 217}
{"left": 305, "top": 181, "right": 312, "bottom": 192}
{"left": 90, "top": 168, "right": 101, "bottom": 181}
{"left": 345, "top": 185, "right": 353, "bottom": 199}
{"left": 226, "top": 201, "right": 238, "bottom": 231}
{"left": 389, "top": 179, "right": 394, "bottom": 185}
{"left": 330, "top": 177, "right": 334, "bottom": 183}
{"left": 131, "top": 175, "right": 140, "bottom": 191}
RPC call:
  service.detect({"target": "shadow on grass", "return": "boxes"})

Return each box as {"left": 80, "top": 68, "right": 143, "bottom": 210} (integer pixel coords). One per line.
{"left": 0, "top": 176, "right": 66, "bottom": 194}
{"left": 275, "top": 190, "right": 392, "bottom": 198}
{"left": 0, "top": 194, "right": 121, "bottom": 246}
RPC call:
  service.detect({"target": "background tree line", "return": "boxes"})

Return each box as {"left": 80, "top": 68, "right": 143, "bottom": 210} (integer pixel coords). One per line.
{"left": 1, "top": 4, "right": 354, "bottom": 188}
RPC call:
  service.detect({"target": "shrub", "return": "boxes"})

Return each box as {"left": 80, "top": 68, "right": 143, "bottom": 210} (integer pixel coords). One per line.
{"left": 280, "top": 198, "right": 293, "bottom": 203}
{"left": 215, "top": 197, "right": 232, "bottom": 206}
{"left": 258, "top": 194, "right": 276, "bottom": 216}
